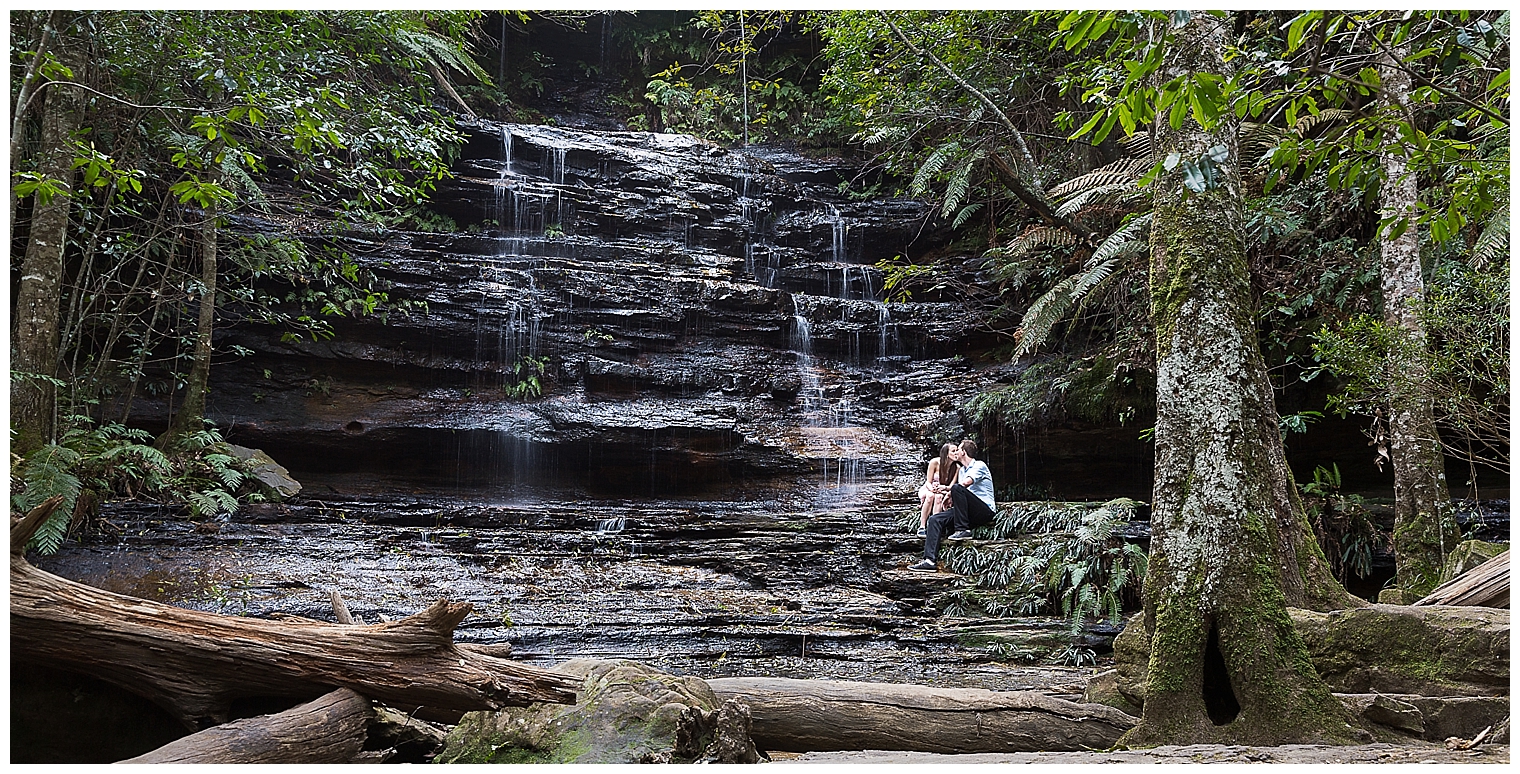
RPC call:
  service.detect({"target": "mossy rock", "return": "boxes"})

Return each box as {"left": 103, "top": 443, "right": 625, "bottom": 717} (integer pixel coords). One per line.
{"left": 1292, "top": 604, "right": 1509, "bottom": 696}
{"left": 1440, "top": 539, "right": 1507, "bottom": 584}
{"left": 1112, "top": 605, "right": 1509, "bottom": 704}
{"left": 435, "top": 658, "right": 757, "bottom": 764}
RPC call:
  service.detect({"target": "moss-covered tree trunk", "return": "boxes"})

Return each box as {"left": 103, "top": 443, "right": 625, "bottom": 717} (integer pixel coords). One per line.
{"left": 165, "top": 204, "right": 218, "bottom": 441}
{"left": 11, "top": 38, "right": 85, "bottom": 454}
{"left": 1377, "top": 40, "right": 1456, "bottom": 601}
{"left": 1123, "top": 12, "right": 1361, "bottom": 747}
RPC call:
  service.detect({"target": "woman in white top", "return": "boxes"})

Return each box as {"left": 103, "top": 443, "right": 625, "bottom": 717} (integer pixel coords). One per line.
{"left": 915, "top": 443, "right": 960, "bottom": 535}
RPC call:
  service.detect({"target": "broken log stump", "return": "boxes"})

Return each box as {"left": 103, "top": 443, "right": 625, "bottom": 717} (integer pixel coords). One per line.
{"left": 707, "top": 677, "right": 1135, "bottom": 753}
{"left": 10, "top": 516, "right": 578, "bottom": 730}
{"left": 117, "top": 688, "right": 373, "bottom": 764}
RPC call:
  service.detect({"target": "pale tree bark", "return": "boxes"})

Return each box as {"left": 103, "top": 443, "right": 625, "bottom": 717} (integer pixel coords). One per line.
{"left": 12, "top": 34, "right": 86, "bottom": 454}
{"left": 1378, "top": 39, "right": 1457, "bottom": 601}
{"left": 165, "top": 202, "right": 218, "bottom": 441}
{"left": 1125, "top": 12, "right": 1363, "bottom": 747}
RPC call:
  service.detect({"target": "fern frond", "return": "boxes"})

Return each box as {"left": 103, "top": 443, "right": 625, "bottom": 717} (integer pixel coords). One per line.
{"left": 952, "top": 202, "right": 984, "bottom": 230}
{"left": 392, "top": 26, "right": 492, "bottom": 83}
{"left": 1472, "top": 198, "right": 1509, "bottom": 268}
{"left": 1054, "top": 183, "right": 1133, "bottom": 218}
{"left": 984, "top": 226, "right": 1078, "bottom": 261}
{"left": 911, "top": 142, "right": 960, "bottom": 195}
{"left": 1118, "top": 133, "right": 1152, "bottom": 160}
{"left": 1014, "top": 257, "right": 1121, "bottom": 358}
{"left": 1047, "top": 158, "right": 1150, "bottom": 200}
{"left": 1291, "top": 107, "right": 1354, "bottom": 136}
{"left": 1091, "top": 212, "right": 1153, "bottom": 263}
{"left": 941, "top": 157, "right": 975, "bottom": 218}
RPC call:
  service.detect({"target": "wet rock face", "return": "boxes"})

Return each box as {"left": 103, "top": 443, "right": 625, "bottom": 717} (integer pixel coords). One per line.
{"left": 176, "top": 121, "right": 994, "bottom": 504}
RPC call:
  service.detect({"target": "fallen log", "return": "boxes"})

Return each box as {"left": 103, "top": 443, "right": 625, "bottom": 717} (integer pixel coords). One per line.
{"left": 117, "top": 688, "right": 374, "bottom": 764}
{"left": 1416, "top": 550, "right": 1509, "bottom": 609}
{"left": 10, "top": 514, "right": 578, "bottom": 730}
{"left": 707, "top": 677, "right": 1135, "bottom": 753}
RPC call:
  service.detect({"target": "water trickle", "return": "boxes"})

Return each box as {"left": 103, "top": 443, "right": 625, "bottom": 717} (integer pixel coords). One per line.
{"left": 548, "top": 145, "right": 567, "bottom": 185}
{"left": 791, "top": 307, "right": 865, "bottom": 509}
{"left": 829, "top": 205, "right": 848, "bottom": 263}
{"left": 876, "top": 302, "right": 895, "bottom": 371}
{"left": 500, "top": 126, "right": 514, "bottom": 177}
{"left": 596, "top": 516, "right": 626, "bottom": 535}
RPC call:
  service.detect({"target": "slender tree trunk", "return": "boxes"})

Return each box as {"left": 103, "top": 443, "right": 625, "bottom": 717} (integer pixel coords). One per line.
{"left": 165, "top": 204, "right": 218, "bottom": 441}
{"left": 1124, "top": 12, "right": 1362, "bottom": 747}
{"left": 10, "top": 10, "right": 62, "bottom": 228}
{"left": 1378, "top": 40, "right": 1456, "bottom": 601}
{"left": 12, "top": 36, "right": 86, "bottom": 454}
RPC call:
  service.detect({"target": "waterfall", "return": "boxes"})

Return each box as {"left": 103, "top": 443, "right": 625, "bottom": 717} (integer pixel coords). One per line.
{"left": 876, "top": 302, "right": 895, "bottom": 371}
{"left": 791, "top": 307, "right": 864, "bottom": 509}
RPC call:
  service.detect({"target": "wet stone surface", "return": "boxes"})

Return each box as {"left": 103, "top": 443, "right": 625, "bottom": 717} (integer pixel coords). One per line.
{"left": 39, "top": 495, "right": 1097, "bottom": 698}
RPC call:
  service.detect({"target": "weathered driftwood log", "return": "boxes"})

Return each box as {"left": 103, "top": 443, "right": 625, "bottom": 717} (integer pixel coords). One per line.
{"left": 707, "top": 677, "right": 1135, "bottom": 753}
{"left": 10, "top": 514, "right": 578, "bottom": 730}
{"left": 1416, "top": 550, "right": 1509, "bottom": 609}
{"left": 117, "top": 688, "right": 374, "bottom": 764}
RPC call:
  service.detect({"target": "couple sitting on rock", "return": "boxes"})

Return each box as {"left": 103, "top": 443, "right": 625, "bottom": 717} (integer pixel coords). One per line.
{"left": 910, "top": 439, "right": 995, "bottom": 572}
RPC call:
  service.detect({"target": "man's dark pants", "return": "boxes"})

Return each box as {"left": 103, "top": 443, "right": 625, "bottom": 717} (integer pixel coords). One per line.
{"left": 922, "top": 484, "right": 996, "bottom": 561}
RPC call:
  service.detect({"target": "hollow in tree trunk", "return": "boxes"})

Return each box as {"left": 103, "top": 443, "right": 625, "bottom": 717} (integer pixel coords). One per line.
{"left": 1378, "top": 39, "right": 1457, "bottom": 601}
{"left": 1123, "top": 12, "right": 1363, "bottom": 747}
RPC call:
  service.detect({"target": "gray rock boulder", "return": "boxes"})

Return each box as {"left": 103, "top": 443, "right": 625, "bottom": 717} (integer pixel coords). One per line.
{"left": 224, "top": 444, "right": 301, "bottom": 498}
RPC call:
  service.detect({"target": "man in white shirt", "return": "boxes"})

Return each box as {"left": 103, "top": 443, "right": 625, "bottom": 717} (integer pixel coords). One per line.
{"left": 910, "top": 439, "right": 996, "bottom": 572}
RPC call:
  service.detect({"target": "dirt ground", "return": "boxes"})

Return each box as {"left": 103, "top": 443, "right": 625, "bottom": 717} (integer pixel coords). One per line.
{"left": 773, "top": 741, "right": 1509, "bottom": 764}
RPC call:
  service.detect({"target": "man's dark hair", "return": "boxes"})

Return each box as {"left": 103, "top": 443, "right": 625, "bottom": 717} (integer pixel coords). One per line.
{"left": 958, "top": 439, "right": 979, "bottom": 458}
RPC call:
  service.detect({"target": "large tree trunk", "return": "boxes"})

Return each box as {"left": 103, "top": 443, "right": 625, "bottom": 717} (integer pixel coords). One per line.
{"left": 117, "top": 688, "right": 375, "bottom": 764}
{"left": 1378, "top": 39, "right": 1457, "bottom": 601}
{"left": 10, "top": 514, "right": 578, "bottom": 730}
{"left": 707, "top": 677, "right": 1135, "bottom": 753}
{"left": 1124, "top": 12, "right": 1362, "bottom": 747}
{"left": 165, "top": 203, "right": 218, "bottom": 440}
{"left": 12, "top": 35, "right": 86, "bottom": 454}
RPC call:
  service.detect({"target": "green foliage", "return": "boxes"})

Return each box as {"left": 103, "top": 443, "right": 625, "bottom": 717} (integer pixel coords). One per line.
{"left": 1299, "top": 465, "right": 1384, "bottom": 583}
{"left": 11, "top": 418, "right": 262, "bottom": 554}
{"left": 504, "top": 355, "right": 549, "bottom": 400}
{"left": 935, "top": 499, "right": 1148, "bottom": 638}
{"left": 968, "top": 355, "right": 1152, "bottom": 433}
{"left": 1313, "top": 259, "right": 1510, "bottom": 473}
{"left": 874, "top": 254, "right": 945, "bottom": 303}
{"left": 627, "top": 11, "right": 842, "bottom": 145}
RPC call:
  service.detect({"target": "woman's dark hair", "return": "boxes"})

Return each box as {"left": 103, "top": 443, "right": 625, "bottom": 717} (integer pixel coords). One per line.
{"left": 937, "top": 443, "right": 960, "bottom": 486}
{"left": 958, "top": 439, "right": 979, "bottom": 459}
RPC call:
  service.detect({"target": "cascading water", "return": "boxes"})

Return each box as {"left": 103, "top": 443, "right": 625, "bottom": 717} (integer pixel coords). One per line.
{"left": 791, "top": 305, "right": 865, "bottom": 509}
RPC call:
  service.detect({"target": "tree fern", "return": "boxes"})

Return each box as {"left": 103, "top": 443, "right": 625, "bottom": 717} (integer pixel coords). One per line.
{"left": 910, "top": 141, "right": 961, "bottom": 195}
{"left": 1014, "top": 256, "right": 1121, "bottom": 359}
{"left": 1472, "top": 196, "right": 1509, "bottom": 268}
{"left": 952, "top": 202, "right": 983, "bottom": 229}
{"left": 1047, "top": 157, "right": 1150, "bottom": 199}
{"left": 391, "top": 25, "right": 492, "bottom": 83}
{"left": 1054, "top": 182, "right": 1134, "bottom": 218}
{"left": 985, "top": 225, "right": 1078, "bottom": 261}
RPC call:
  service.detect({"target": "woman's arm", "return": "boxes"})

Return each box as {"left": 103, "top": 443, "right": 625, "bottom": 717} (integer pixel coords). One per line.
{"left": 924, "top": 458, "right": 939, "bottom": 486}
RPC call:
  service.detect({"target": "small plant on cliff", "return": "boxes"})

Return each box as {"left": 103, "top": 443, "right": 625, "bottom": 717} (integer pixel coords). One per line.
{"left": 504, "top": 355, "right": 549, "bottom": 400}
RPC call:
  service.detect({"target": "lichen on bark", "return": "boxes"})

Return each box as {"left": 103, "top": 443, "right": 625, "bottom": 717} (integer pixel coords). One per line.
{"left": 1376, "top": 39, "right": 1457, "bottom": 600}
{"left": 1125, "top": 11, "right": 1363, "bottom": 747}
